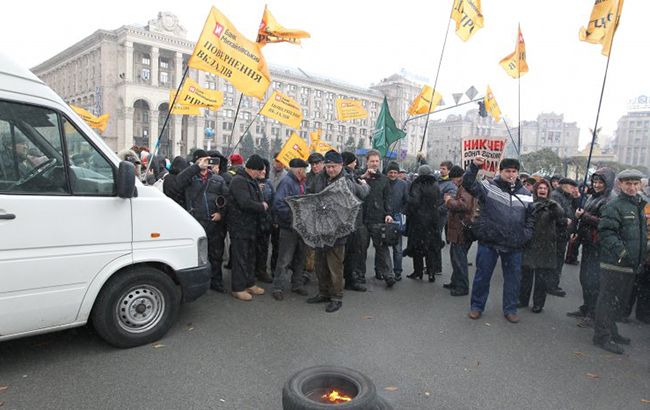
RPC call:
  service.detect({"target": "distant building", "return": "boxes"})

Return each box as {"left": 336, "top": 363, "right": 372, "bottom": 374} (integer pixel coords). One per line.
{"left": 513, "top": 113, "right": 580, "bottom": 158}
{"left": 612, "top": 95, "right": 650, "bottom": 169}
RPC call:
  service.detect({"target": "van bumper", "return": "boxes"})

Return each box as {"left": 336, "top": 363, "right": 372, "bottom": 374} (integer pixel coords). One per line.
{"left": 176, "top": 263, "right": 211, "bottom": 303}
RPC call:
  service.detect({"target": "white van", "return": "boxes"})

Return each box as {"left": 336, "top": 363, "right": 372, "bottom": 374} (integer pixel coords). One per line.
{"left": 0, "top": 55, "right": 210, "bottom": 348}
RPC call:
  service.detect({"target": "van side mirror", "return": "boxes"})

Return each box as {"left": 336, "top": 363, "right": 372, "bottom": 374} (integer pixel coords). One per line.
{"left": 116, "top": 161, "right": 136, "bottom": 198}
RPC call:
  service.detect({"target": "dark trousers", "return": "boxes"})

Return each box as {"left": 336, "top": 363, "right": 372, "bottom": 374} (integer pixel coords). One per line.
{"left": 315, "top": 245, "right": 345, "bottom": 301}
{"left": 450, "top": 241, "right": 472, "bottom": 291}
{"left": 413, "top": 252, "right": 437, "bottom": 276}
{"left": 391, "top": 214, "right": 404, "bottom": 275}
{"left": 271, "top": 224, "right": 280, "bottom": 271}
{"left": 344, "top": 229, "right": 364, "bottom": 283}
{"left": 201, "top": 221, "right": 226, "bottom": 287}
{"left": 635, "top": 265, "right": 650, "bottom": 322}
{"left": 255, "top": 230, "right": 270, "bottom": 276}
{"left": 579, "top": 245, "right": 601, "bottom": 317}
{"left": 470, "top": 244, "right": 522, "bottom": 315}
{"left": 231, "top": 236, "right": 256, "bottom": 292}
{"left": 593, "top": 269, "right": 636, "bottom": 344}
{"left": 548, "top": 239, "right": 567, "bottom": 290}
{"left": 359, "top": 224, "right": 394, "bottom": 280}
{"left": 272, "top": 228, "right": 306, "bottom": 292}
{"left": 519, "top": 266, "right": 551, "bottom": 308}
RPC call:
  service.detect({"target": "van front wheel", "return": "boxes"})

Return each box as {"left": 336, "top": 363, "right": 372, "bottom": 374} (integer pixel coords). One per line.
{"left": 91, "top": 267, "right": 180, "bottom": 348}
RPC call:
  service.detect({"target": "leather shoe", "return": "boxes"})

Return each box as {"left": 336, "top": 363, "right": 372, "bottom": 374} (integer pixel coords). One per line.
{"left": 291, "top": 287, "right": 309, "bottom": 296}
{"left": 504, "top": 313, "right": 520, "bottom": 323}
{"left": 468, "top": 310, "right": 482, "bottom": 320}
{"left": 547, "top": 288, "right": 566, "bottom": 297}
{"left": 407, "top": 272, "right": 423, "bottom": 280}
{"left": 385, "top": 277, "right": 396, "bottom": 288}
{"left": 325, "top": 301, "right": 342, "bottom": 313}
{"left": 612, "top": 334, "right": 631, "bottom": 345}
{"left": 577, "top": 317, "right": 594, "bottom": 328}
{"left": 450, "top": 289, "right": 468, "bottom": 297}
{"left": 272, "top": 291, "right": 284, "bottom": 301}
{"left": 566, "top": 309, "right": 586, "bottom": 318}
{"left": 246, "top": 285, "right": 265, "bottom": 295}
{"left": 443, "top": 283, "right": 454, "bottom": 289}
{"left": 344, "top": 282, "right": 367, "bottom": 292}
{"left": 594, "top": 339, "right": 624, "bottom": 354}
{"left": 307, "top": 295, "right": 330, "bottom": 304}
{"left": 531, "top": 306, "right": 543, "bottom": 313}
{"left": 428, "top": 273, "right": 436, "bottom": 283}
{"left": 232, "top": 291, "right": 252, "bottom": 301}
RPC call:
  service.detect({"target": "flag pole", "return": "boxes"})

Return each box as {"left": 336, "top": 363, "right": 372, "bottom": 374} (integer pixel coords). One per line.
{"left": 224, "top": 93, "right": 244, "bottom": 155}
{"left": 145, "top": 65, "right": 189, "bottom": 178}
{"left": 418, "top": 1, "right": 455, "bottom": 154}
{"left": 227, "top": 103, "right": 266, "bottom": 156}
{"left": 502, "top": 118, "right": 520, "bottom": 155}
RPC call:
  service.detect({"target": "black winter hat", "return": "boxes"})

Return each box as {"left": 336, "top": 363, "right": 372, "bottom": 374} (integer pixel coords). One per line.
{"left": 245, "top": 154, "right": 266, "bottom": 171}
{"left": 559, "top": 177, "right": 578, "bottom": 187}
{"left": 448, "top": 165, "right": 464, "bottom": 178}
{"left": 499, "top": 158, "right": 520, "bottom": 171}
{"left": 341, "top": 151, "right": 357, "bottom": 166}
{"left": 386, "top": 161, "right": 400, "bottom": 173}
{"left": 289, "top": 158, "right": 309, "bottom": 168}
{"left": 324, "top": 149, "right": 343, "bottom": 164}
{"left": 192, "top": 149, "right": 209, "bottom": 163}
{"left": 308, "top": 152, "right": 324, "bottom": 164}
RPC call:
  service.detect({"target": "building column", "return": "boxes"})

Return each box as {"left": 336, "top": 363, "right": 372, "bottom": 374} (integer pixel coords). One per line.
{"left": 124, "top": 41, "right": 134, "bottom": 82}
{"left": 175, "top": 51, "right": 184, "bottom": 88}
{"left": 124, "top": 107, "right": 134, "bottom": 150}
{"left": 173, "top": 116, "right": 183, "bottom": 157}
{"left": 151, "top": 47, "right": 159, "bottom": 87}
{"left": 149, "top": 110, "right": 159, "bottom": 149}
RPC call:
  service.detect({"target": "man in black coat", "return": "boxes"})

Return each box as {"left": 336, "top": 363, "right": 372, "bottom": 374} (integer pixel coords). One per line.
{"left": 226, "top": 154, "right": 269, "bottom": 301}
{"left": 549, "top": 178, "right": 578, "bottom": 297}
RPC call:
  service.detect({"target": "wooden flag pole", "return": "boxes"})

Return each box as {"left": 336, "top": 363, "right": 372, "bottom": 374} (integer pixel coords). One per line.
{"left": 418, "top": 1, "right": 455, "bottom": 154}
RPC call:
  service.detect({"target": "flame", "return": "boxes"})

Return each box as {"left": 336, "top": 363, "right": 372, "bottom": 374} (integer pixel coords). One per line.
{"left": 322, "top": 389, "right": 352, "bottom": 403}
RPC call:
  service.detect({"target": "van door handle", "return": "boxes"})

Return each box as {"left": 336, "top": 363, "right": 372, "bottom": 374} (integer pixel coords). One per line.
{"left": 0, "top": 213, "right": 16, "bottom": 220}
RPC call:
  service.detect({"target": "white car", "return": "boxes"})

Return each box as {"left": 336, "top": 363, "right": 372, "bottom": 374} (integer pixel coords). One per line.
{"left": 0, "top": 54, "right": 211, "bottom": 348}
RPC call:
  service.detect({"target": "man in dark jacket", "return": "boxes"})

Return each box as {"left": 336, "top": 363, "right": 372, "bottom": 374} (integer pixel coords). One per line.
{"left": 341, "top": 152, "right": 367, "bottom": 292}
{"left": 358, "top": 149, "right": 396, "bottom": 287}
{"left": 438, "top": 160, "right": 458, "bottom": 239}
{"left": 163, "top": 156, "right": 190, "bottom": 208}
{"left": 254, "top": 159, "right": 275, "bottom": 284}
{"left": 175, "top": 149, "right": 228, "bottom": 292}
{"left": 548, "top": 178, "right": 578, "bottom": 297}
{"left": 593, "top": 169, "right": 648, "bottom": 354}
{"left": 305, "top": 150, "right": 369, "bottom": 312}
{"left": 227, "top": 154, "right": 269, "bottom": 301}
{"left": 463, "top": 156, "right": 534, "bottom": 323}
{"left": 271, "top": 159, "right": 309, "bottom": 300}
{"left": 306, "top": 152, "right": 324, "bottom": 186}
{"left": 568, "top": 168, "right": 616, "bottom": 325}
{"left": 386, "top": 161, "right": 409, "bottom": 281}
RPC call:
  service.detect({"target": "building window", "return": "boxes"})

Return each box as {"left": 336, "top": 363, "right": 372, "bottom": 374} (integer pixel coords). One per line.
{"left": 339, "top": 125, "right": 345, "bottom": 133}
{"left": 272, "top": 127, "right": 279, "bottom": 136}
{"left": 315, "top": 90, "right": 322, "bottom": 97}
{"left": 286, "top": 129, "right": 292, "bottom": 137}
{"left": 142, "top": 56, "right": 150, "bottom": 65}
{"left": 222, "top": 122, "right": 233, "bottom": 130}
{"left": 160, "top": 71, "right": 169, "bottom": 85}
{"left": 301, "top": 87, "right": 309, "bottom": 95}
{"left": 160, "top": 59, "right": 169, "bottom": 69}
{"left": 140, "top": 68, "right": 150, "bottom": 81}
{"left": 290, "top": 85, "right": 297, "bottom": 91}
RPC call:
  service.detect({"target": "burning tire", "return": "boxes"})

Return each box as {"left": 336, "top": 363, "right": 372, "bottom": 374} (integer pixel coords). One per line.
{"left": 282, "top": 365, "right": 378, "bottom": 410}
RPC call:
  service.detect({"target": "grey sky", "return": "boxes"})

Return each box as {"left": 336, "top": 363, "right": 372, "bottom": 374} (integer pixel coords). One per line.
{"left": 3, "top": 0, "right": 646, "bottom": 149}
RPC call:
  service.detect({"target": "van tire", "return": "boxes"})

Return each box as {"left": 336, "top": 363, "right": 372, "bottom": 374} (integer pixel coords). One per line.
{"left": 91, "top": 267, "right": 180, "bottom": 348}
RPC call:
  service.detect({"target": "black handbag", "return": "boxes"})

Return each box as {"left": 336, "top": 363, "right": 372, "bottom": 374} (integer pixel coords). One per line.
{"left": 371, "top": 223, "right": 400, "bottom": 247}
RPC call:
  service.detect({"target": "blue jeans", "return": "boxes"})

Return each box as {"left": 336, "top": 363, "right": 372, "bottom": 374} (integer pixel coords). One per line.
{"left": 470, "top": 244, "right": 522, "bottom": 316}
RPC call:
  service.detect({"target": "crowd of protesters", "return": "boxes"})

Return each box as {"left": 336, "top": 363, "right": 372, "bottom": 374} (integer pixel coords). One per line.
{"left": 122, "top": 144, "right": 650, "bottom": 355}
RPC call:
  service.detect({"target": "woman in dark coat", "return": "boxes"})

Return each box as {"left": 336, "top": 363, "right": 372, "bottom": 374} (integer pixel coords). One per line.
{"left": 519, "top": 179, "right": 567, "bottom": 313}
{"left": 404, "top": 165, "right": 443, "bottom": 282}
{"left": 162, "top": 156, "right": 190, "bottom": 208}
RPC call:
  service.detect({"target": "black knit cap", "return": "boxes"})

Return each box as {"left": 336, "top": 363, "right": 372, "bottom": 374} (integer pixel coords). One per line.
{"left": 324, "top": 149, "right": 343, "bottom": 164}
{"left": 559, "top": 177, "right": 578, "bottom": 187}
{"left": 245, "top": 154, "right": 266, "bottom": 171}
{"left": 448, "top": 165, "right": 464, "bottom": 178}
{"left": 308, "top": 152, "right": 324, "bottom": 164}
{"left": 341, "top": 151, "right": 357, "bottom": 166}
{"left": 386, "top": 161, "right": 400, "bottom": 173}
{"left": 499, "top": 158, "right": 520, "bottom": 171}
{"left": 192, "top": 149, "right": 209, "bottom": 163}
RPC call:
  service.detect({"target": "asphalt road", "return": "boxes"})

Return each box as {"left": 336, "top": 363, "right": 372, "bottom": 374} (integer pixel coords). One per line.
{"left": 1, "top": 246, "right": 649, "bottom": 410}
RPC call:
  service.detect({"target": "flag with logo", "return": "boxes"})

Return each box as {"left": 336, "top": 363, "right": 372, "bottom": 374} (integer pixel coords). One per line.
{"left": 257, "top": 5, "right": 311, "bottom": 46}
{"left": 309, "top": 129, "right": 335, "bottom": 154}
{"left": 70, "top": 105, "right": 110, "bottom": 133}
{"left": 451, "top": 0, "right": 484, "bottom": 41}
{"left": 579, "top": 0, "right": 624, "bottom": 56}
{"left": 372, "top": 97, "right": 406, "bottom": 157}
{"left": 169, "top": 91, "right": 202, "bottom": 116}
{"left": 276, "top": 132, "right": 310, "bottom": 167}
{"left": 259, "top": 90, "right": 303, "bottom": 129}
{"left": 175, "top": 77, "right": 224, "bottom": 109}
{"left": 499, "top": 25, "right": 529, "bottom": 78}
{"left": 407, "top": 85, "right": 443, "bottom": 116}
{"left": 335, "top": 99, "right": 368, "bottom": 121}
{"left": 484, "top": 86, "right": 502, "bottom": 123}
{"left": 188, "top": 6, "right": 271, "bottom": 99}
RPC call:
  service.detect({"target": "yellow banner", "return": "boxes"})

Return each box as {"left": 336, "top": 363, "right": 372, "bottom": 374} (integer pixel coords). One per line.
{"left": 260, "top": 90, "right": 303, "bottom": 129}
{"left": 335, "top": 99, "right": 368, "bottom": 121}
{"left": 451, "top": 0, "right": 484, "bottom": 41}
{"left": 484, "top": 86, "right": 502, "bottom": 123}
{"left": 309, "top": 129, "right": 334, "bottom": 154}
{"left": 579, "top": 0, "right": 624, "bottom": 56}
{"left": 70, "top": 105, "right": 109, "bottom": 133}
{"left": 499, "top": 26, "right": 529, "bottom": 79}
{"left": 276, "top": 132, "right": 310, "bottom": 168}
{"left": 188, "top": 6, "right": 271, "bottom": 99}
{"left": 407, "top": 85, "right": 443, "bottom": 116}
{"left": 176, "top": 77, "right": 224, "bottom": 109}
{"left": 169, "top": 91, "right": 202, "bottom": 116}
{"left": 257, "top": 5, "right": 311, "bottom": 46}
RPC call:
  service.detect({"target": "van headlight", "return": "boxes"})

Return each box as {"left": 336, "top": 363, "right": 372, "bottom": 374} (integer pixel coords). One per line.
{"left": 198, "top": 236, "right": 208, "bottom": 266}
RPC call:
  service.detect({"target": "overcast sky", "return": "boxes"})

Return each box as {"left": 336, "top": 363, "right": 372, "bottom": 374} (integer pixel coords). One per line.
{"left": 3, "top": 0, "right": 646, "bottom": 149}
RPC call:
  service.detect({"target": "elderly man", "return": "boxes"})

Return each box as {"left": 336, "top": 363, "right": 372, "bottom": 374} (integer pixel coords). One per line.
{"left": 549, "top": 177, "right": 579, "bottom": 297}
{"left": 306, "top": 150, "right": 369, "bottom": 313}
{"left": 271, "top": 158, "right": 310, "bottom": 301}
{"left": 593, "top": 169, "right": 648, "bottom": 354}
{"left": 463, "top": 156, "right": 534, "bottom": 323}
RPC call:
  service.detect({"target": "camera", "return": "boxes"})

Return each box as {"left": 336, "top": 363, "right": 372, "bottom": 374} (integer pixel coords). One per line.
{"left": 207, "top": 157, "right": 220, "bottom": 166}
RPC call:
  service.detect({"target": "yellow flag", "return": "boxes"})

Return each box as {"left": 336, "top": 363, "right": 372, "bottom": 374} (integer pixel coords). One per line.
{"left": 451, "top": 0, "right": 484, "bottom": 41}
{"left": 260, "top": 90, "right": 303, "bottom": 129}
{"left": 276, "top": 132, "right": 310, "bottom": 168}
{"left": 335, "top": 99, "right": 368, "bottom": 121}
{"left": 579, "top": 0, "right": 624, "bottom": 56}
{"left": 169, "top": 91, "right": 202, "bottom": 116}
{"left": 484, "top": 86, "right": 502, "bottom": 123}
{"left": 70, "top": 105, "right": 110, "bottom": 133}
{"left": 257, "top": 5, "right": 311, "bottom": 46}
{"left": 499, "top": 25, "right": 529, "bottom": 79}
{"left": 309, "top": 129, "right": 334, "bottom": 154}
{"left": 188, "top": 7, "right": 271, "bottom": 100}
{"left": 407, "top": 85, "right": 443, "bottom": 116}
{"left": 176, "top": 77, "right": 224, "bottom": 109}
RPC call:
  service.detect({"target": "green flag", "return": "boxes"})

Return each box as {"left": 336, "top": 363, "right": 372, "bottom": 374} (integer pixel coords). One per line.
{"left": 372, "top": 97, "right": 406, "bottom": 157}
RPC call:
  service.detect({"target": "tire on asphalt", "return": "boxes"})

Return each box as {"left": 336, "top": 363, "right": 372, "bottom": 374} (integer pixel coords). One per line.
{"left": 282, "top": 365, "right": 378, "bottom": 410}
{"left": 91, "top": 266, "right": 180, "bottom": 348}
{"left": 373, "top": 395, "right": 394, "bottom": 410}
